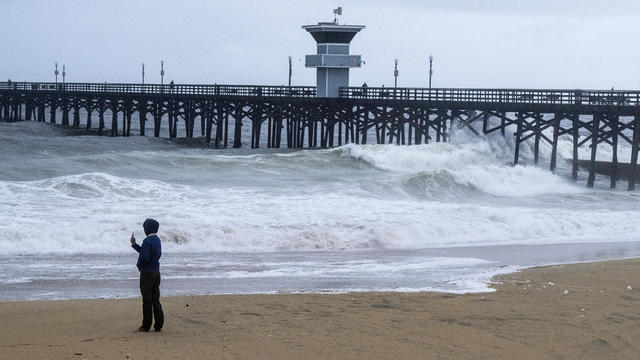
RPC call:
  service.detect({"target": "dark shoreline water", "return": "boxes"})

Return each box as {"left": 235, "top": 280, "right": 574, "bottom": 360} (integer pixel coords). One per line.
{"left": 2, "top": 241, "right": 639, "bottom": 301}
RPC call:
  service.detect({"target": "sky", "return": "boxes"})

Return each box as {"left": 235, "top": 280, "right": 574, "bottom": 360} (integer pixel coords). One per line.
{"left": 1, "top": 0, "right": 640, "bottom": 89}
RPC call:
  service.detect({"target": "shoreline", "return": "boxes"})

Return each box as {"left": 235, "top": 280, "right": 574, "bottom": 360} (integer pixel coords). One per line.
{"left": 2, "top": 258, "right": 640, "bottom": 359}
{"left": 4, "top": 240, "right": 640, "bottom": 301}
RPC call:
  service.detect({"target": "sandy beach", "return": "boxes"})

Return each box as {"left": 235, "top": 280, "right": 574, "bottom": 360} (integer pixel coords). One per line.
{"left": 1, "top": 259, "right": 639, "bottom": 359}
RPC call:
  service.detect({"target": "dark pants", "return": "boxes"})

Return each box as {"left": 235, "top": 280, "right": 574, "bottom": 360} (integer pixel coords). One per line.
{"left": 139, "top": 271, "right": 164, "bottom": 330}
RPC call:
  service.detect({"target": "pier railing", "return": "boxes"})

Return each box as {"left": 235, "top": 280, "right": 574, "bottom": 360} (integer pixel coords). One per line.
{"left": 0, "top": 82, "right": 316, "bottom": 98}
{"left": 2, "top": 81, "right": 640, "bottom": 106}
{"left": 340, "top": 87, "right": 640, "bottom": 106}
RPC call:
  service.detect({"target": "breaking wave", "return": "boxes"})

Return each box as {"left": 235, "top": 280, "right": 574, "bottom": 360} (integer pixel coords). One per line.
{"left": 1, "top": 121, "right": 640, "bottom": 256}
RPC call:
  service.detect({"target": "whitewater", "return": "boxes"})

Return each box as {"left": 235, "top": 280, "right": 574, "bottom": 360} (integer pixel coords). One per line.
{"left": 1, "top": 120, "right": 639, "bottom": 300}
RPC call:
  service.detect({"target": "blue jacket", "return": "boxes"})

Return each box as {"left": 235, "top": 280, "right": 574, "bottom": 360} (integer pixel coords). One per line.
{"left": 132, "top": 235, "right": 162, "bottom": 272}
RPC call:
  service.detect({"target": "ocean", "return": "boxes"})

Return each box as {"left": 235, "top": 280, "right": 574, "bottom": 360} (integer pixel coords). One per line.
{"left": 1, "top": 117, "right": 639, "bottom": 301}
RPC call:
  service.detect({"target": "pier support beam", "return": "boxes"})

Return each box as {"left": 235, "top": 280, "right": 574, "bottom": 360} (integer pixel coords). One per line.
{"left": 50, "top": 101, "right": 57, "bottom": 124}
{"left": 215, "top": 102, "right": 224, "bottom": 147}
{"left": 98, "top": 100, "right": 105, "bottom": 135}
{"left": 200, "top": 105, "right": 206, "bottom": 137}
{"left": 139, "top": 101, "right": 146, "bottom": 136}
{"left": 610, "top": 114, "right": 619, "bottom": 188}
{"left": 126, "top": 103, "right": 132, "bottom": 136}
{"left": 73, "top": 106, "right": 80, "bottom": 128}
{"left": 550, "top": 113, "right": 561, "bottom": 172}
{"left": 61, "top": 100, "right": 69, "bottom": 126}
{"left": 86, "top": 108, "right": 92, "bottom": 130}
{"left": 513, "top": 113, "right": 523, "bottom": 165}
{"left": 38, "top": 104, "right": 45, "bottom": 122}
{"left": 233, "top": 106, "right": 242, "bottom": 148}
{"left": 533, "top": 113, "right": 542, "bottom": 165}
{"left": 274, "top": 107, "right": 282, "bottom": 148}
{"left": 205, "top": 103, "right": 213, "bottom": 144}
{"left": 629, "top": 115, "right": 640, "bottom": 191}
{"left": 185, "top": 101, "right": 193, "bottom": 138}
{"left": 572, "top": 114, "right": 579, "bottom": 180}
{"left": 111, "top": 107, "right": 118, "bottom": 137}
{"left": 25, "top": 99, "right": 32, "bottom": 121}
{"left": 153, "top": 102, "right": 161, "bottom": 138}
{"left": 587, "top": 114, "right": 601, "bottom": 187}
{"left": 224, "top": 108, "right": 229, "bottom": 148}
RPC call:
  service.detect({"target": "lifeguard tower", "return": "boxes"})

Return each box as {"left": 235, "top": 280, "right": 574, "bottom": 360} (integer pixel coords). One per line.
{"left": 302, "top": 8, "right": 365, "bottom": 98}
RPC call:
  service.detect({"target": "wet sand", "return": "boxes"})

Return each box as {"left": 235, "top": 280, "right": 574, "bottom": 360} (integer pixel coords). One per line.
{"left": 2, "top": 258, "right": 640, "bottom": 360}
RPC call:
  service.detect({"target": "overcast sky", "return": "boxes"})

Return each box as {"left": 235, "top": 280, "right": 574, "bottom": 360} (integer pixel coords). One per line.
{"left": 2, "top": 0, "right": 640, "bottom": 89}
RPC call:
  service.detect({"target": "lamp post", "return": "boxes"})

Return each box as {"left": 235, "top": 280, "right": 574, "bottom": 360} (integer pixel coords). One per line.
{"left": 142, "top": 63, "right": 145, "bottom": 85}
{"left": 428, "top": 55, "right": 433, "bottom": 89}
{"left": 160, "top": 60, "right": 165, "bottom": 85}
{"left": 394, "top": 58, "right": 398, "bottom": 88}
{"left": 54, "top": 62, "right": 59, "bottom": 83}
{"left": 62, "top": 65, "right": 66, "bottom": 84}
{"left": 288, "top": 56, "right": 292, "bottom": 87}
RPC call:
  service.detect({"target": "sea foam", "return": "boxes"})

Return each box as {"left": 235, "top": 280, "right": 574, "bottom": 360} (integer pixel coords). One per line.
{"left": 1, "top": 135, "right": 639, "bottom": 255}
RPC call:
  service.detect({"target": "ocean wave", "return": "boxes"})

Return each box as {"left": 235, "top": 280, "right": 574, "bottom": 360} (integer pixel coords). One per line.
{"left": 339, "top": 137, "right": 583, "bottom": 198}
{"left": 1, "top": 121, "right": 639, "bottom": 256}
{"left": 0, "top": 172, "right": 189, "bottom": 200}
{"left": 1, "top": 176, "right": 639, "bottom": 256}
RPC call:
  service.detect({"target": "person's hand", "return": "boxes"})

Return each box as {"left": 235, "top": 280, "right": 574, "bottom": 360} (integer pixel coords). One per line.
{"left": 130, "top": 233, "right": 136, "bottom": 245}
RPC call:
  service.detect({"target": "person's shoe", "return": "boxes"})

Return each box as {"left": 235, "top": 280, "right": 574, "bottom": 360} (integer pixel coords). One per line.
{"left": 154, "top": 328, "right": 162, "bottom": 332}
{"left": 138, "top": 326, "right": 150, "bottom": 332}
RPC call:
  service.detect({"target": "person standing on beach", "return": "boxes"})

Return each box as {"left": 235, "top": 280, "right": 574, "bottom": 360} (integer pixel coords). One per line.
{"left": 130, "top": 218, "right": 164, "bottom": 332}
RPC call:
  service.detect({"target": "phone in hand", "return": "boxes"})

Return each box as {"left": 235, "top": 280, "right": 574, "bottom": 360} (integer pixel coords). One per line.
{"left": 130, "top": 232, "right": 136, "bottom": 245}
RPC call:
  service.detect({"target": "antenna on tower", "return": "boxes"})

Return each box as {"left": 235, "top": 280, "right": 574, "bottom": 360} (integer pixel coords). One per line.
{"left": 333, "top": 7, "right": 342, "bottom": 23}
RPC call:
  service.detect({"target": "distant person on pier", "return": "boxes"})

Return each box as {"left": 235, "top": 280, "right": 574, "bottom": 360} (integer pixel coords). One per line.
{"left": 130, "top": 218, "right": 164, "bottom": 332}
{"left": 362, "top": 82, "right": 368, "bottom": 96}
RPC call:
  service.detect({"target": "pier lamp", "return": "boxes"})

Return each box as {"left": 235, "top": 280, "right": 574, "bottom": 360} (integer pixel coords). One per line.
{"left": 394, "top": 58, "right": 398, "bottom": 88}
{"left": 62, "top": 65, "right": 66, "bottom": 84}
{"left": 142, "top": 63, "right": 145, "bottom": 85}
{"left": 160, "top": 60, "right": 165, "bottom": 85}
{"left": 428, "top": 55, "right": 433, "bottom": 89}
{"left": 288, "top": 56, "right": 292, "bottom": 86}
{"left": 54, "top": 63, "right": 59, "bottom": 84}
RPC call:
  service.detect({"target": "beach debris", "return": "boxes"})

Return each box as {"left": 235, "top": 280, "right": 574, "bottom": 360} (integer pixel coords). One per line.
{"left": 548, "top": 281, "right": 555, "bottom": 286}
{"left": 627, "top": 286, "right": 632, "bottom": 291}
{"left": 580, "top": 308, "right": 585, "bottom": 312}
{"left": 563, "top": 290, "right": 569, "bottom": 295}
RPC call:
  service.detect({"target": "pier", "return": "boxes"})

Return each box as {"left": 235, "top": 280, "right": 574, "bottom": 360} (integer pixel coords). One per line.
{"left": 1, "top": 81, "right": 639, "bottom": 189}
{"left": 2, "top": 17, "right": 640, "bottom": 190}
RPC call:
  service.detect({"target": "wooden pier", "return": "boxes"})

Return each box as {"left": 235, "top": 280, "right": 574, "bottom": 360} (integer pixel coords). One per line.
{"left": 1, "top": 81, "right": 639, "bottom": 189}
